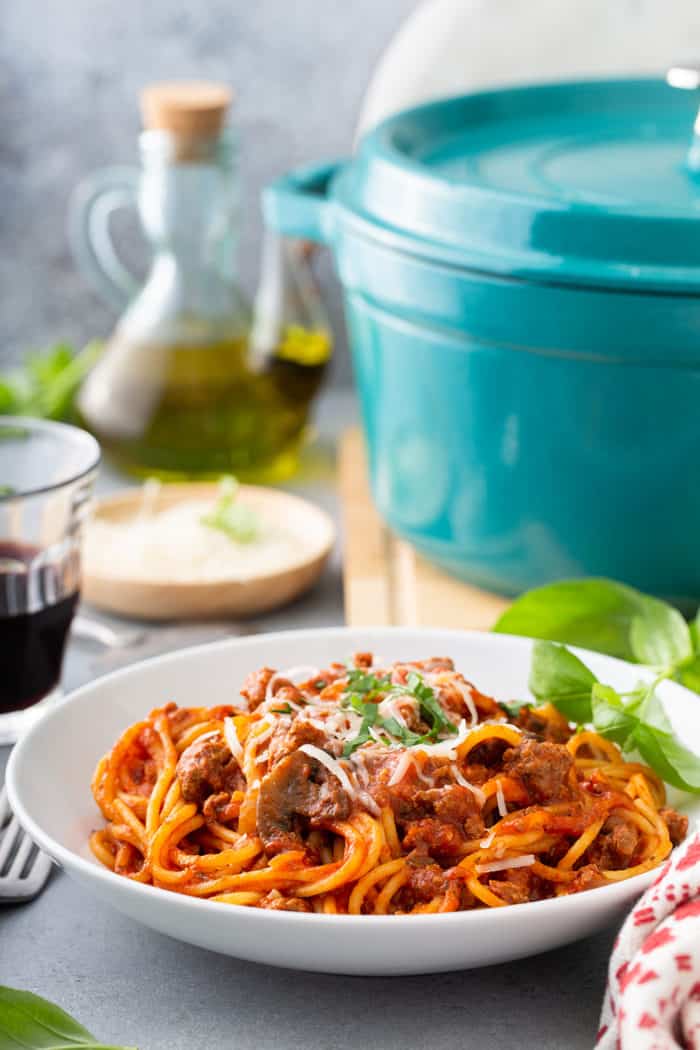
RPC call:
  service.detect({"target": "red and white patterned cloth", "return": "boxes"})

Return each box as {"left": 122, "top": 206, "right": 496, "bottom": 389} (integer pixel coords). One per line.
{"left": 597, "top": 832, "right": 700, "bottom": 1050}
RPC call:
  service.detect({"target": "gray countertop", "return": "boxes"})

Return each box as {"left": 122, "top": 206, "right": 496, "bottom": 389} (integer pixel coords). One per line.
{"left": 1, "top": 391, "right": 610, "bottom": 1049}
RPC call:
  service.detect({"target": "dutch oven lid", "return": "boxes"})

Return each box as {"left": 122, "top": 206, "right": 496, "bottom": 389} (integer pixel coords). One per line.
{"left": 336, "top": 75, "right": 700, "bottom": 292}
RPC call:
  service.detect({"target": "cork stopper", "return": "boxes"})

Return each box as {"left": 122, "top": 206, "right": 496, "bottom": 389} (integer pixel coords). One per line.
{"left": 140, "top": 82, "right": 233, "bottom": 157}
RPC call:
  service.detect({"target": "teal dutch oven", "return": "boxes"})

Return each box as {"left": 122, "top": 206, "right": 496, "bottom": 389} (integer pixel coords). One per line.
{"left": 264, "top": 77, "right": 700, "bottom": 598}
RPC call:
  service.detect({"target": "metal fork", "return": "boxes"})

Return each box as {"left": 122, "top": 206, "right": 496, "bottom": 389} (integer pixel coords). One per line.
{"left": 0, "top": 786, "right": 52, "bottom": 902}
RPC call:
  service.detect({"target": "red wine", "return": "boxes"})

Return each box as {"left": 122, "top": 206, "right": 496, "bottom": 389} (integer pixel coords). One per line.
{"left": 0, "top": 542, "right": 78, "bottom": 714}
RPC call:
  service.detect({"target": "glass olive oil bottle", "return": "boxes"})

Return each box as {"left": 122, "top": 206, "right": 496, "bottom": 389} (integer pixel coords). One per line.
{"left": 71, "top": 82, "right": 331, "bottom": 480}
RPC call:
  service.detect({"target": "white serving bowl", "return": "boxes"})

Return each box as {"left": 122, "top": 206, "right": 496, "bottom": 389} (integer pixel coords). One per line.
{"left": 7, "top": 628, "right": 700, "bottom": 975}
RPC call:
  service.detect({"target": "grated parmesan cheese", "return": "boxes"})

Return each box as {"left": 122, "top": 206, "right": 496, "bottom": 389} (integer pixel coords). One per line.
{"left": 350, "top": 751, "right": 370, "bottom": 787}
{"left": 476, "top": 854, "right": 536, "bottom": 875}
{"left": 308, "top": 708, "right": 363, "bottom": 738}
{"left": 378, "top": 694, "right": 415, "bottom": 729}
{"left": 85, "top": 485, "right": 313, "bottom": 584}
{"left": 388, "top": 751, "right": 415, "bottom": 786}
{"left": 192, "top": 729, "right": 219, "bottom": 744}
{"left": 412, "top": 756, "right": 435, "bottom": 787}
{"left": 413, "top": 719, "right": 470, "bottom": 760}
{"left": 299, "top": 744, "right": 356, "bottom": 797}
{"left": 223, "top": 717, "right": 243, "bottom": 762}
{"left": 452, "top": 680, "right": 479, "bottom": 727}
{"left": 355, "top": 789, "right": 381, "bottom": 817}
{"left": 495, "top": 779, "right": 508, "bottom": 818}
{"left": 250, "top": 725, "right": 273, "bottom": 752}
{"left": 452, "top": 767, "right": 486, "bottom": 807}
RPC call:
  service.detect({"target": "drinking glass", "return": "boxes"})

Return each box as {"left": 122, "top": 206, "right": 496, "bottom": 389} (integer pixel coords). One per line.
{"left": 0, "top": 417, "right": 100, "bottom": 743}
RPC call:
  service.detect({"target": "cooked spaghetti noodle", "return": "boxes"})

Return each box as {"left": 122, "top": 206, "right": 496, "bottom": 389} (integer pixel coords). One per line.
{"left": 90, "top": 653, "right": 688, "bottom": 913}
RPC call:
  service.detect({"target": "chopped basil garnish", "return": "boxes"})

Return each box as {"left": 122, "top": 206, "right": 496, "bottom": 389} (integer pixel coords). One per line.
{"left": 499, "top": 699, "right": 533, "bottom": 719}
{"left": 343, "top": 701, "right": 380, "bottom": 756}
{"left": 346, "top": 668, "right": 392, "bottom": 694}
{"left": 342, "top": 670, "right": 457, "bottom": 757}
{"left": 405, "top": 672, "right": 457, "bottom": 737}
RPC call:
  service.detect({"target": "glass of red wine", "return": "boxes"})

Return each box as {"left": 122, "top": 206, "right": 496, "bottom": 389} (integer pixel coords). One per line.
{"left": 0, "top": 417, "right": 100, "bottom": 743}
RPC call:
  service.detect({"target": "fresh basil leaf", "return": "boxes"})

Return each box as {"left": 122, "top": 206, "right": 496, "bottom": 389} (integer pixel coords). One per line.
{"left": 0, "top": 986, "right": 136, "bottom": 1049}
{"left": 629, "top": 601, "right": 692, "bottom": 668}
{"left": 651, "top": 732, "right": 700, "bottom": 792}
{"left": 526, "top": 642, "right": 700, "bottom": 793}
{"left": 588, "top": 670, "right": 700, "bottom": 792}
{"left": 494, "top": 578, "right": 649, "bottom": 660}
{"left": 631, "top": 724, "right": 700, "bottom": 794}
{"left": 270, "top": 704, "right": 293, "bottom": 715}
{"left": 494, "top": 575, "right": 696, "bottom": 683}
{"left": 591, "top": 684, "right": 636, "bottom": 746}
{"left": 626, "top": 687, "right": 674, "bottom": 735}
{"left": 528, "top": 640, "right": 597, "bottom": 721}
{"left": 677, "top": 655, "right": 700, "bottom": 694}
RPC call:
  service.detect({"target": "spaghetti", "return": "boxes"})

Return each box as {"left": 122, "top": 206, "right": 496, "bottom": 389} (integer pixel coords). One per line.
{"left": 90, "top": 653, "right": 688, "bottom": 914}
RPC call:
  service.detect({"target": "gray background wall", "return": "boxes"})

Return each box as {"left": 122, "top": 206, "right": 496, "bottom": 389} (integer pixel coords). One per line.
{"left": 0, "top": 0, "right": 416, "bottom": 384}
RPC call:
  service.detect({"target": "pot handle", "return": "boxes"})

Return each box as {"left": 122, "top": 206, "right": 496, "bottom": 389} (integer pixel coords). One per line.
{"left": 262, "top": 161, "right": 342, "bottom": 245}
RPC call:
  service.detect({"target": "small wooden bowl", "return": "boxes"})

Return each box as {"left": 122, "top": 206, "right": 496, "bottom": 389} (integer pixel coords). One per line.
{"left": 82, "top": 483, "right": 335, "bottom": 621}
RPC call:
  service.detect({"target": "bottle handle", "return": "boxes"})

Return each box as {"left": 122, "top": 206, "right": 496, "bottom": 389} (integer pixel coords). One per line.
{"left": 68, "top": 167, "right": 141, "bottom": 312}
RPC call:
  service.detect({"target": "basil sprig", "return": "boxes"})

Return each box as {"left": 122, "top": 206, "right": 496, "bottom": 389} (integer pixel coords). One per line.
{"left": 528, "top": 640, "right": 700, "bottom": 794}
{"left": 494, "top": 578, "right": 650, "bottom": 659}
{"left": 342, "top": 669, "right": 456, "bottom": 757}
{"left": 494, "top": 577, "right": 700, "bottom": 692}
{"left": 0, "top": 986, "right": 136, "bottom": 1050}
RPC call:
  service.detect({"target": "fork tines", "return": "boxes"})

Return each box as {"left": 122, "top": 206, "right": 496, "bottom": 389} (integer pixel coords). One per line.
{"left": 0, "top": 786, "right": 52, "bottom": 902}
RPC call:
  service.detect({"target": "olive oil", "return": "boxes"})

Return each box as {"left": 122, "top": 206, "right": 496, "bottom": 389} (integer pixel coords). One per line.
{"left": 71, "top": 83, "right": 333, "bottom": 479}
{"left": 79, "top": 329, "right": 330, "bottom": 481}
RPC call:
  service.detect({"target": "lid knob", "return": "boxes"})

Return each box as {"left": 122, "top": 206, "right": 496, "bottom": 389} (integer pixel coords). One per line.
{"left": 666, "top": 65, "right": 700, "bottom": 173}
